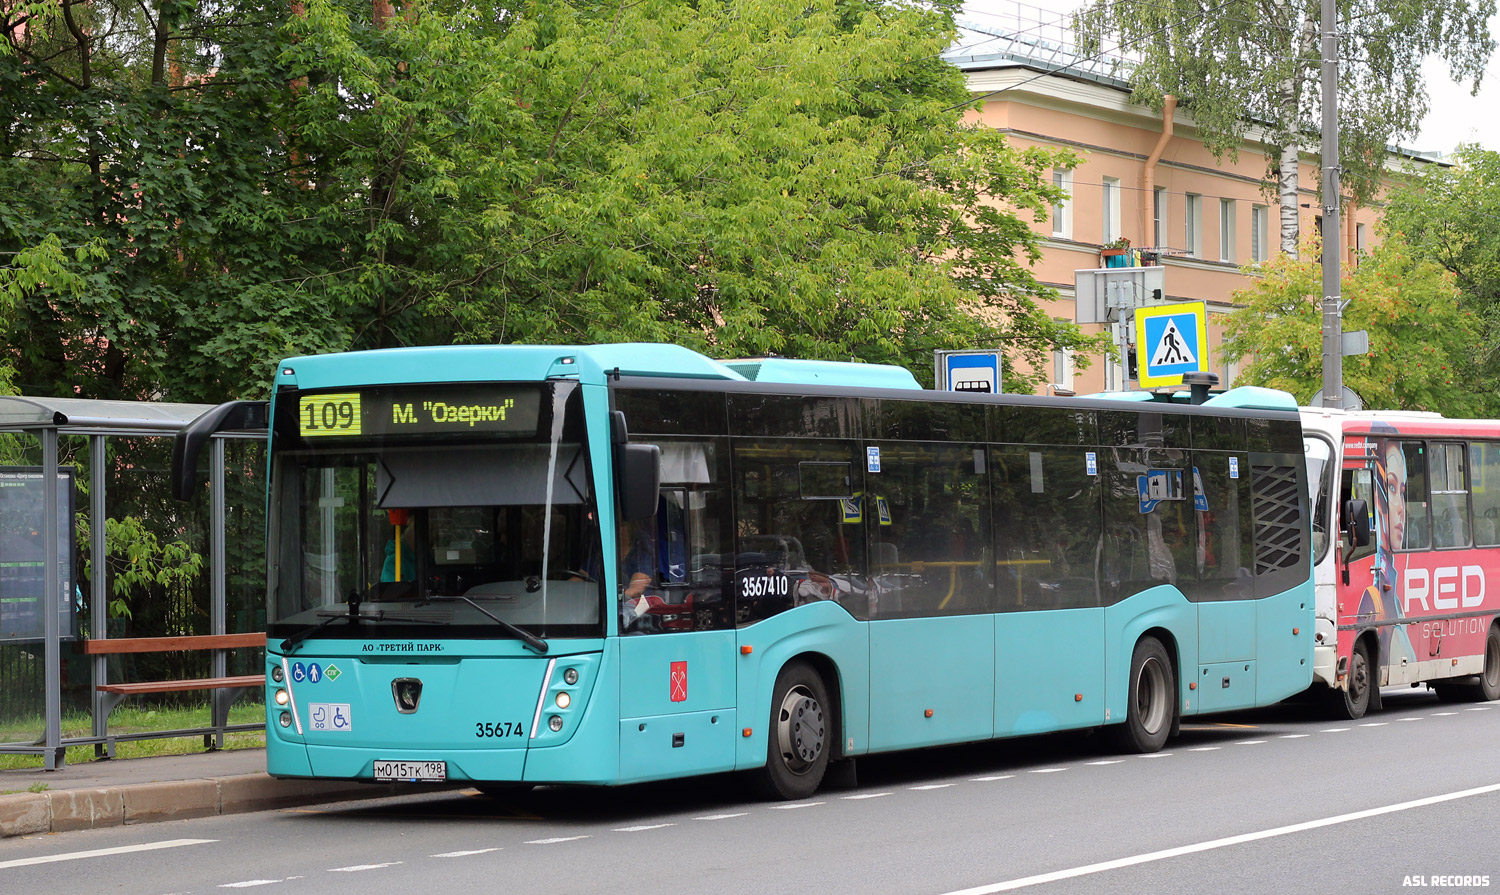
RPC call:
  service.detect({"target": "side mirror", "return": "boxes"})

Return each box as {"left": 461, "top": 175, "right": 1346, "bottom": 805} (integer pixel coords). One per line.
{"left": 171, "top": 400, "right": 268, "bottom": 500}
{"left": 616, "top": 443, "right": 660, "bottom": 523}
{"left": 1343, "top": 498, "right": 1371, "bottom": 548}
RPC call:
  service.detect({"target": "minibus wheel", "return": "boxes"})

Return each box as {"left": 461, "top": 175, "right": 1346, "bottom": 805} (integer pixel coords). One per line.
{"left": 1110, "top": 636, "right": 1174, "bottom": 753}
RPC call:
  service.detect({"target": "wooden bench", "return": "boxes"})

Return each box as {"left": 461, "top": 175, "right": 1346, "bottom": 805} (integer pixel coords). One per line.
{"left": 80, "top": 633, "right": 266, "bottom": 756}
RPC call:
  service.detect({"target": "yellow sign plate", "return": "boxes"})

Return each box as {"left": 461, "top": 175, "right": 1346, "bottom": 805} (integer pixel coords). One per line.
{"left": 299, "top": 393, "right": 362, "bottom": 437}
{"left": 1134, "top": 301, "right": 1209, "bottom": 388}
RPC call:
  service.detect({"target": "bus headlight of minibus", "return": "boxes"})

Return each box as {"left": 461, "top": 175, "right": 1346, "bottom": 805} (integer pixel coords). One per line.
{"left": 563, "top": 667, "right": 579, "bottom": 685}
{"left": 279, "top": 712, "right": 292, "bottom": 728}
{"left": 271, "top": 665, "right": 284, "bottom": 683}
{"left": 548, "top": 715, "right": 564, "bottom": 732}
{"left": 555, "top": 692, "right": 571, "bottom": 709}
{"left": 275, "top": 688, "right": 289, "bottom": 706}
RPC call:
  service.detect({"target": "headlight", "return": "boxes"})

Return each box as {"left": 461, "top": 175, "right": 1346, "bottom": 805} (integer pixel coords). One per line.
{"left": 271, "top": 665, "right": 284, "bottom": 683}
{"left": 563, "top": 668, "right": 579, "bottom": 685}
{"left": 279, "top": 711, "right": 292, "bottom": 728}
{"left": 548, "top": 715, "right": 564, "bottom": 732}
{"left": 555, "top": 692, "right": 571, "bottom": 709}
{"left": 274, "top": 688, "right": 289, "bottom": 706}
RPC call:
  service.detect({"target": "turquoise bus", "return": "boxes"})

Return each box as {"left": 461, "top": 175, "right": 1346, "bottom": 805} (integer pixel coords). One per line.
{"left": 174, "top": 344, "right": 1313, "bottom": 799}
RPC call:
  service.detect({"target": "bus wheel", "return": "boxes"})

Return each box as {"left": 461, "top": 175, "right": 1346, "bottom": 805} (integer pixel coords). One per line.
{"left": 1444, "top": 625, "right": 1500, "bottom": 702}
{"left": 1480, "top": 626, "right": 1500, "bottom": 701}
{"left": 755, "top": 661, "right": 831, "bottom": 800}
{"left": 1109, "top": 637, "right": 1174, "bottom": 753}
{"left": 1330, "top": 640, "right": 1372, "bottom": 720}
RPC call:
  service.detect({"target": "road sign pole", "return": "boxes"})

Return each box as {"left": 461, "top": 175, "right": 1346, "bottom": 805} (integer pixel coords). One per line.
{"left": 1320, "top": 0, "right": 1343, "bottom": 409}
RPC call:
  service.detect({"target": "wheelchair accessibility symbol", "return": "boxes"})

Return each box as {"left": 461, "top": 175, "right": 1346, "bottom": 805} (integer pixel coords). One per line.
{"left": 308, "top": 702, "right": 352, "bottom": 732}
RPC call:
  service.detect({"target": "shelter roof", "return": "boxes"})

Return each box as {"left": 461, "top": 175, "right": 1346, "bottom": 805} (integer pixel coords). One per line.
{"left": 0, "top": 396, "right": 213, "bottom": 431}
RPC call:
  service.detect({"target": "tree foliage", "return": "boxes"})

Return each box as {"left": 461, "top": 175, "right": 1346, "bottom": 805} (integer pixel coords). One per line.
{"left": 2, "top": 0, "right": 1106, "bottom": 399}
{"left": 1220, "top": 236, "right": 1486, "bottom": 415}
{"left": 1382, "top": 146, "right": 1500, "bottom": 385}
{"left": 1072, "top": 0, "right": 1494, "bottom": 247}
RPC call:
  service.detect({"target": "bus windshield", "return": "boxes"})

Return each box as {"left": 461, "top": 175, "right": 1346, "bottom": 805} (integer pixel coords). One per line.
{"left": 267, "top": 383, "right": 603, "bottom": 640}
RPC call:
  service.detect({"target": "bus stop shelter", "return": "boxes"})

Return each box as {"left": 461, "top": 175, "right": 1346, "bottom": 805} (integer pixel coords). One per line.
{"left": 0, "top": 396, "right": 265, "bottom": 769}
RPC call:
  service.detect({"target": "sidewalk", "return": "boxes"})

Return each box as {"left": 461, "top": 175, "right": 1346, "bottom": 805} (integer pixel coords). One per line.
{"left": 0, "top": 749, "right": 449, "bottom": 837}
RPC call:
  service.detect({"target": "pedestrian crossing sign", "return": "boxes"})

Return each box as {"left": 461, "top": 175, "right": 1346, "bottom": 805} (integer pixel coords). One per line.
{"left": 1134, "top": 301, "right": 1208, "bottom": 387}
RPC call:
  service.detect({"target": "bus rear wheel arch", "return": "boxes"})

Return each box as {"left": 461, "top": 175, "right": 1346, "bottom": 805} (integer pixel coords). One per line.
{"left": 1434, "top": 622, "right": 1500, "bottom": 703}
{"left": 1109, "top": 635, "right": 1175, "bottom": 754}
{"left": 754, "top": 659, "right": 834, "bottom": 800}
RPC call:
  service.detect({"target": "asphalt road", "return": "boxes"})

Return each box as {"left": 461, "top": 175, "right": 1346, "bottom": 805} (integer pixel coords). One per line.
{"left": 3, "top": 687, "right": 1497, "bottom": 895}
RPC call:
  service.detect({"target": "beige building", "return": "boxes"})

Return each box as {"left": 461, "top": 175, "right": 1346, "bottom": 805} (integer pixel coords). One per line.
{"left": 946, "top": 11, "right": 1415, "bottom": 396}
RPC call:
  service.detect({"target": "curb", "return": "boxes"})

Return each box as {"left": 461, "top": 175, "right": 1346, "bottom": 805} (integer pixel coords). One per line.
{"left": 0, "top": 775, "right": 457, "bottom": 837}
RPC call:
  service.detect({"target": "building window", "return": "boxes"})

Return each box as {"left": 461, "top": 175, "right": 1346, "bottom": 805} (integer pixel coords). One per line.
{"left": 1153, "top": 187, "right": 1167, "bottom": 249}
{"left": 1219, "top": 199, "right": 1236, "bottom": 263}
{"left": 1052, "top": 169, "right": 1073, "bottom": 240}
{"left": 1251, "top": 205, "right": 1268, "bottom": 262}
{"left": 1356, "top": 222, "right": 1367, "bottom": 262}
{"left": 1185, "top": 194, "right": 1202, "bottom": 257}
{"left": 1052, "top": 318, "right": 1074, "bottom": 392}
{"left": 1102, "top": 177, "right": 1121, "bottom": 245}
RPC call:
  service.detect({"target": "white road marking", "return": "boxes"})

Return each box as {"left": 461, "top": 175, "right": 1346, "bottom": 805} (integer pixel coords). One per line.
{"left": 768, "top": 801, "right": 825, "bottom": 809}
{"left": 912, "top": 783, "right": 957, "bottom": 789}
{"left": 1433, "top": 712, "right": 1458, "bottom": 716}
{"left": 431, "top": 848, "right": 503, "bottom": 857}
{"left": 1083, "top": 761, "right": 1123, "bottom": 766}
{"left": 1279, "top": 734, "right": 1309, "bottom": 739}
{"left": 843, "top": 792, "right": 891, "bottom": 800}
{"left": 1188, "top": 747, "right": 1220, "bottom": 752}
{"left": 694, "top": 813, "right": 748, "bottom": 821}
{"left": 1235, "top": 740, "right": 1266, "bottom": 745}
{"left": 972, "top": 774, "right": 1018, "bottom": 780}
{"left": 1398, "top": 717, "right": 1423, "bottom": 722}
{"left": 1466, "top": 707, "right": 1491, "bottom": 711}
{"left": 614, "top": 824, "right": 677, "bottom": 832}
{"left": 329, "top": 863, "right": 401, "bottom": 872}
{"left": 938, "top": 782, "right": 1500, "bottom": 895}
{"left": 1029, "top": 768, "right": 1067, "bottom": 774}
{"left": 1136, "top": 753, "right": 1172, "bottom": 759}
{"left": 219, "top": 882, "right": 280, "bottom": 889}
{"left": 0, "top": 839, "right": 216, "bottom": 870}
{"left": 525, "top": 836, "right": 590, "bottom": 845}
{"left": 1359, "top": 722, "right": 1388, "bottom": 727}
{"left": 1320, "top": 728, "right": 1349, "bottom": 733}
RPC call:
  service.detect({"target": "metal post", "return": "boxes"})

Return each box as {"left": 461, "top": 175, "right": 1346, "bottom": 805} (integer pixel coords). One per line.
{"left": 42, "top": 427, "right": 63, "bottom": 770}
{"left": 1320, "top": 0, "right": 1343, "bottom": 408}
{"left": 210, "top": 437, "right": 228, "bottom": 748}
{"left": 90, "top": 435, "right": 110, "bottom": 756}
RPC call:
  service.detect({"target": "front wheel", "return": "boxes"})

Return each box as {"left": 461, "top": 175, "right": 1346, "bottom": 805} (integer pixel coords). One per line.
{"left": 1327, "top": 640, "right": 1372, "bottom": 720}
{"left": 753, "top": 661, "right": 831, "bottom": 800}
{"left": 1109, "top": 636, "right": 1174, "bottom": 753}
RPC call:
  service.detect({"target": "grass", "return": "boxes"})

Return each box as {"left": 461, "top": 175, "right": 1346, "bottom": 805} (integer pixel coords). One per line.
{"left": 0, "top": 702, "right": 267, "bottom": 770}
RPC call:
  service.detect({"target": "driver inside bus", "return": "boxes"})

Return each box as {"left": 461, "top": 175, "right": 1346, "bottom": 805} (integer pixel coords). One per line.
{"left": 617, "top": 521, "right": 658, "bottom": 631}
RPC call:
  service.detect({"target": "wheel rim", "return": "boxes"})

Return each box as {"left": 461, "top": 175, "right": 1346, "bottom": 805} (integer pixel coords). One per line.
{"left": 1349, "top": 649, "right": 1369, "bottom": 706}
{"left": 775, "top": 685, "right": 825, "bottom": 774}
{"left": 1134, "top": 656, "right": 1169, "bottom": 734}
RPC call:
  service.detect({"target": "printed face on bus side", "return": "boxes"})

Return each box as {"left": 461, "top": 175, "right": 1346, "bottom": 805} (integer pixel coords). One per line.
{"left": 1384, "top": 443, "right": 1407, "bottom": 551}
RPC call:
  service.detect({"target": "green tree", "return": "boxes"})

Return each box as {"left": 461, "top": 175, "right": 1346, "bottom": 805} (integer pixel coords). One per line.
{"left": 278, "top": 0, "right": 1108, "bottom": 389}
{"left": 1072, "top": 0, "right": 1493, "bottom": 256}
{"left": 1382, "top": 145, "right": 1500, "bottom": 387}
{"left": 1221, "top": 236, "right": 1485, "bottom": 415}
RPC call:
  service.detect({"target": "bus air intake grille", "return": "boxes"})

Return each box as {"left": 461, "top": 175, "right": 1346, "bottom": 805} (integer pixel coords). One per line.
{"left": 1251, "top": 464, "right": 1301, "bottom": 574}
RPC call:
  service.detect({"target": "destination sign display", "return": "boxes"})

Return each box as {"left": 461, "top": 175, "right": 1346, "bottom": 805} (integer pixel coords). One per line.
{"left": 299, "top": 386, "right": 543, "bottom": 439}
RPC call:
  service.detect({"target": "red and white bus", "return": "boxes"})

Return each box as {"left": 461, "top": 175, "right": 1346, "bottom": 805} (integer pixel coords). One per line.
{"left": 1303, "top": 408, "right": 1500, "bottom": 718}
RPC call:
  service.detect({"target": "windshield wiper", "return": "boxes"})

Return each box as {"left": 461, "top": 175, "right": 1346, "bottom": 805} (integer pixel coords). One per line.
{"left": 280, "top": 593, "right": 441, "bottom": 653}
{"left": 417, "top": 595, "right": 548, "bottom": 655}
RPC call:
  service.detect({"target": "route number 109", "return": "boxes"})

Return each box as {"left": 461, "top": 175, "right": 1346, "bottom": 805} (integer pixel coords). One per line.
{"left": 300, "top": 393, "right": 363, "bottom": 437}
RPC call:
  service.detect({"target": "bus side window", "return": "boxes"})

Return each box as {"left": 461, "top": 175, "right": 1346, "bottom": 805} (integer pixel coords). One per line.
{"left": 1344, "top": 468, "right": 1376, "bottom": 562}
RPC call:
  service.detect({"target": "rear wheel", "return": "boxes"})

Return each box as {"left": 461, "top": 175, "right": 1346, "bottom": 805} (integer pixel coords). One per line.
{"left": 1441, "top": 625, "right": 1500, "bottom": 702}
{"left": 1328, "top": 640, "right": 1372, "bottom": 720}
{"left": 1109, "top": 637, "right": 1174, "bottom": 753}
{"left": 754, "top": 661, "right": 831, "bottom": 800}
